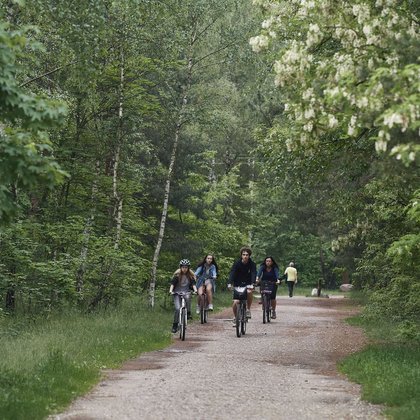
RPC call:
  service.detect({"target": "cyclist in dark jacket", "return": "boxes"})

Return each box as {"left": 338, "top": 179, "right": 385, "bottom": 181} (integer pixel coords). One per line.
{"left": 227, "top": 246, "right": 256, "bottom": 320}
{"left": 256, "top": 256, "right": 280, "bottom": 319}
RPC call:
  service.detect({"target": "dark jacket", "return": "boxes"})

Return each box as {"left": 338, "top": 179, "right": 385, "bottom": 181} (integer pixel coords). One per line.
{"left": 257, "top": 265, "right": 279, "bottom": 282}
{"left": 229, "top": 258, "right": 257, "bottom": 287}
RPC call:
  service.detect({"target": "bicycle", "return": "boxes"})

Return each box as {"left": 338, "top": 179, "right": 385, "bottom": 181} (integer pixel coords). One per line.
{"left": 172, "top": 291, "right": 191, "bottom": 341}
{"left": 233, "top": 286, "right": 252, "bottom": 338}
{"left": 260, "top": 280, "right": 273, "bottom": 324}
{"left": 259, "top": 280, "right": 280, "bottom": 323}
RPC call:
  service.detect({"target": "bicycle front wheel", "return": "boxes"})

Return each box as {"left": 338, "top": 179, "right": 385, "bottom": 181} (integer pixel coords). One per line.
{"left": 241, "top": 303, "right": 247, "bottom": 335}
{"left": 180, "top": 307, "right": 187, "bottom": 341}
{"left": 235, "top": 305, "right": 242, "bottom": 337}
{"left": 262, "top": 295, "right": 267, "bottom": 324}
{"left": 265, "top": 295, "right": 271, "bottom": 323}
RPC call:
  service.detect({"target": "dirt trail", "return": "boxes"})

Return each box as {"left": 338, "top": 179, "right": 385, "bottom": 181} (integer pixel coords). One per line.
{"left": 53, "top": 296, "right": 383, "bottom": 419}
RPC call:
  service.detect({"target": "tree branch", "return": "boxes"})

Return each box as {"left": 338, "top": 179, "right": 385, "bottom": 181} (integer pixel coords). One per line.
{"left": 20, "top": 61, "right": 78, "bottom": 88}
{"left": 193, "top": 40, "right": 238, "bottom": 67}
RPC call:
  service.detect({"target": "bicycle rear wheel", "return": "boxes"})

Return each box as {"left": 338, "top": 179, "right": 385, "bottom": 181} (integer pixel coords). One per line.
{"left": 180, "top": 307, "right": 187, "bottom": 341}
{"left": 235, "top": 304, "right": 242, "bottom": 337}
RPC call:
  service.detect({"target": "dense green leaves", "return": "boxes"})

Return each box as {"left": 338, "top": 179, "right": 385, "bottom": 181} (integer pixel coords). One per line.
{"left": 0, "top": 19, "right": 68, "bottom": 222}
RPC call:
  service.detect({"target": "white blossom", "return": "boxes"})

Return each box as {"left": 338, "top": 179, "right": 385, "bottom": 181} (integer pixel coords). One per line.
{"left": 303, "top": 121, "right": 314, "bottom": 132}
{"left": 383, "top": 112, "right": 403, "bottom": 128}
{"left": 249, "top": 35, "right": 269, "bottom": 52}
{"left": 328, "top": 114, "right": 338, "bottom": 128}
{"left": 356, "top": 97, "right": 369, "bottom": 108}
{"left": 304, "top": 107, "right": 315, "bottom": 119}
{"left": 375, "top": 139, "right": 387, "bottom": 152}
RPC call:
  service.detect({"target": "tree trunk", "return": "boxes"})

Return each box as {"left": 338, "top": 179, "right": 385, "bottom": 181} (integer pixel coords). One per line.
{"left": 90, "top": 49, "right": 125, "bottom": 309}
{"left": 5, "top": 288, "right": 15, "bottom": 311}
{"left": 113, "top": 48, "right": 125, "bottom": 251}
{"left": 76, "top": 160, "right": 100, "bottom": 294}
{"left": 149, "top": 46, "right": 194, "bottom": 308}
{"left": 319, "top": 248, "right": 327, "bottom": 296}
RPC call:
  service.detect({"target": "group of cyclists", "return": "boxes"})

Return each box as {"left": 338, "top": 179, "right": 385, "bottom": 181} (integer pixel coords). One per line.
{"left": 169, "top": 247, "right": 298, "bottom": 333}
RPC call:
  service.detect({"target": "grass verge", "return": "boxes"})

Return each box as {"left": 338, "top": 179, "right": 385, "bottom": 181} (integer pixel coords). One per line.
{"left": 339, "top": 297, "right": 420, "bottom": 420}
{"left": 0, "top": 299, "right": 172, "bottom": 420}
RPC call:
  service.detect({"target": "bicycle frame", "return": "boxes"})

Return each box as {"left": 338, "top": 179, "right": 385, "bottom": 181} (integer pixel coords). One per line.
{"left": 173, "top": 292, "right": 190, "bottom": 341}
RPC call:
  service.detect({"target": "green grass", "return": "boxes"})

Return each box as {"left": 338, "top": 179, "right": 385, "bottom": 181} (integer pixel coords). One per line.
{"left": 0, "top": 299, "right": 172, "bottom": 420}
{"left": 340, "top": 344, "right": 420, "bottom": 420}
{"left": 340, "top": 300, "right": 420, "bottom": 420}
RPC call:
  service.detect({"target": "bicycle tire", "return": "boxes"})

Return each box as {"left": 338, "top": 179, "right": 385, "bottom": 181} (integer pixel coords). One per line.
{"left": 262, "top": 294, "right": 267, "bottom": 324}
{"left": 200, "top": 294, "right": 205, "bottom": 324}
{"left": 200, "top": 293, "right": 207, "bottom": 324}
{"left": 235, "top": 304, "right": 242, "bottom": 337}
{"left": 180, "top": 307, "right": 186, "bottom": 341}
{"left": 265, "top": 294, "right": 271, "bottom": 322}
{"left": 241, "top": 302, "right": 247, "bottom": 335}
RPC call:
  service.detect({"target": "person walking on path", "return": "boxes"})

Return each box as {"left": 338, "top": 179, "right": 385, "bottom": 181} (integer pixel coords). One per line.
{"left": 256, "top": 256, "right": 280, "bottom": 319}
{"left": 195, "top": 254, "right": 218, "bottom": 313}
{"left": 227, "top": 246, "right": 257, "bottom": 320}
{"left": 169, "top": 259, "right": 198, "bottom": 333}
{"left": 284, "top": 262, "right": 298, "bottom": 297}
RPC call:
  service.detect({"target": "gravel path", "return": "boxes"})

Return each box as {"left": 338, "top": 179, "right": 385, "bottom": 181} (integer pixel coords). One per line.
{"left": 54, "top": 296, "right": 383, "bottom": 419}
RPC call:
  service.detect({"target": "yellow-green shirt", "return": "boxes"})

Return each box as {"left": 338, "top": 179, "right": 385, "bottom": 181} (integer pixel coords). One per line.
{"left": 284, "top": 266, "right": 297, "bottom": 282}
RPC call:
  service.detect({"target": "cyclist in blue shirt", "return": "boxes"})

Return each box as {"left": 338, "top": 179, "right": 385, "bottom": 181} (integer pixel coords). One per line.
{"left": 195, "top": 254, "right": 218, "bottom": 313}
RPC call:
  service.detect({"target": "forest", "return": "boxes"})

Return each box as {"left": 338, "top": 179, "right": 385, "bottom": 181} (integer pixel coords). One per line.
{"left": 0, "top": 0, "right": 419, "bottom": 332}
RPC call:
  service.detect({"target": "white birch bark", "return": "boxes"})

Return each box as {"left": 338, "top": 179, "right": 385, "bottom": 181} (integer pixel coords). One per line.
{"left": 113, "top": 49, "right": 125, "bottom": 251}
{"left": 149, "top": 45, "right": 195, "bottom": 308}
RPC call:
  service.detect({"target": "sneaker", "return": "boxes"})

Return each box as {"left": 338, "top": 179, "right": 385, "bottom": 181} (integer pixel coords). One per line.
{"left": 208, "top": 304, "right": 214, "bottom": 311}
{"left": 271, "top": 310, "right": 276, "bottom": 319}
{"left": 171, "top": 323, "right": 178, "bottom": 333}
{"left": 232, "top": 318, "right": 236, "bottom": 327}
{"left": 196, "top": 305, "right": 200, "bottom": 314}
{"left": 246, "top": 310, "right": 251, "bottom": 319}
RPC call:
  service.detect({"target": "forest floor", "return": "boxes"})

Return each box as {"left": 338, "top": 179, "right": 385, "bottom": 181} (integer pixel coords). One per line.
{"left": 53, "top": 296, "right": 383, "bottom": 419}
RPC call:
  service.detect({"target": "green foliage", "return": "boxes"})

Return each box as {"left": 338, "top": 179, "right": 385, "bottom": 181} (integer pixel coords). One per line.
{"left": 364, "top": 276, "right": 420, "bottom": 324}
{"left": 0, "top": 19, "right": 67, "bottom": 221}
